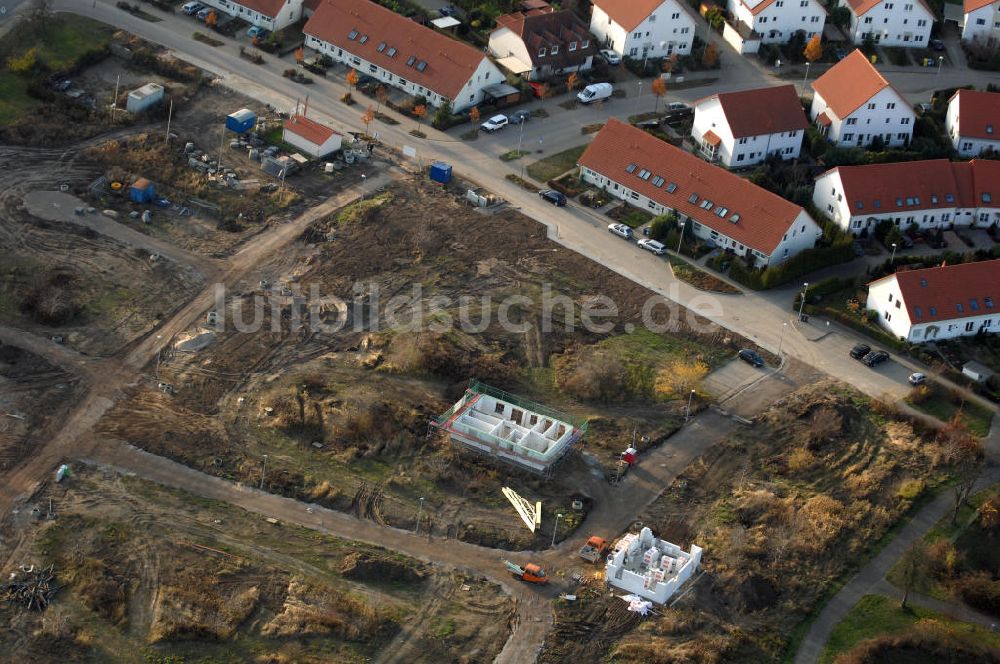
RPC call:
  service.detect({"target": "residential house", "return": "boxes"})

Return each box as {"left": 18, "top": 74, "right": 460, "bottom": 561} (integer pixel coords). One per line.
{"left": 842, "top": 0, "right": 934, "bottom": 47}
{"left": 692, "top": 84, "right": 809, "bottom": 167}
{"left": 810, "top": 49, "right": 915, "bottom": 147}
{"left": 589, "top": 0, "right": 697, "bottom": 59}
{"left": 946, "top": 89, "right": 1000, "bottom": 157}
{"left": 866, "top": 260, "right": 1000, "bottom": 342}
{"left": 200, "top": 0, "right": 304, "bottom": 31}
{"left": 282, "top": 113, "right": 343, "bottom": 157}
{"left": 303, "top": 0, "right": 504, "bottom": 111}
{"left": 489, "top": 6, "right": 596, "bottom": 80}
{"left": 812, "top": 158, "right": 1000, "bottom": 234}
{"left": 727, "top": 0, "right": 827, "bottom": 44}
{"left": 578, "top": 119, "right": 822, "bottom": 267}
{"left": 962, "top": 0, "right": 1000, "bottom": 43}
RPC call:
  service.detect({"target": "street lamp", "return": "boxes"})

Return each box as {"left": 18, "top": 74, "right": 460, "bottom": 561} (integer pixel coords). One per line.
{"left": 685, "top": 389, "right": 696, "bottom": 422}
{"left": 415, "top": 496, "right": 425, "bottom": 534}
{"left": 551, "top": 512, "right": 563, "bottom": 547}
{"left": 634, "top": 81, "right": 643, "bottom": 116}
{"left": 517, "top": 119, "right": 526, "bottom": 178}
{"left": 797, "top": 282, "right": 809, "bottom": 321}
{"left": 890, "top": 242, "right": 897, "bottom": 265}
{"left": 778, "top": 321, "right": 788, "bottom": 355}
{"left": 676, "top": 221, "right": 685, "bottom": 255}
{"left": 259, "top": 454, "right": 268, "bottom": 490}
{"left": 936, "top": 56, "right": 944, "bottom": 76}
{"left": 803, "top": 61, "right": 811, "bottom": 87}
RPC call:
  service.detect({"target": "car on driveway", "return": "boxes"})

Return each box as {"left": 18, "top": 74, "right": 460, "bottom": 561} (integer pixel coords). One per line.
{"left": 930, "top": 38, "right": 945, "bottom": 51}
{"left": 863, "top": 350, "right": 890, "bottom": 367}
{"left": 508, "top": 110, "right": 531, "bottom": 124}
{"left": 182, "top": 1, "right": 205, "bottom": 15}
{"left": 248, "top": 26, "right": 270, "bottom": 39}
{"left": 608, "top": 223, "right": 633, "bottom": 239}
{"left": 738, "top": 349, "right": 765, "bottom": 368}
{"left": 539, "top": 189, "right": 567, "bottom": 207}
{"left": 849, "top": 343, "right": 871, "bottom": 360}
{"left": 908, "top": 372, "right": 927, "bottom": 385}
{"left": 196, "top": 7, "right": 212, "bottom": 20}
{"left": 637, "top": 239, "right": 666, "bottom": 255}
{"left": 599, "top": 49, "right": 621, "bottom": 65}
{"left": 480, "top": 114, "right": 508, "bottom": 132}
{"left": 439, "top": 4, "right": 458, "bottom": 16}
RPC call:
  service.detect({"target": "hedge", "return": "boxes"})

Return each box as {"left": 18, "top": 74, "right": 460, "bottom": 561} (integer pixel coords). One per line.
{"left": 728, "top": 240, "right": 855, "bottom": 290}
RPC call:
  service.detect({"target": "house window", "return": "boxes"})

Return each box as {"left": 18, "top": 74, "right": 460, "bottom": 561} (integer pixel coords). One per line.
{"left": 896, "top": 300, "right": 901, "bottom": 309}
{"left": 539, "top": 47, "right": 546, "bottom": 57}
{"left": 914, "top": 306, "right": 922, "bottom": 318}
{"left": 917, "top": 19, "right": 926, "bottom": 26}
{"left": 844, "top": 133, "right": 854, "bottom": 141}
{"left": 901, "top": 118, "right": 911, "bottom": 125}
{"left": 811, "top": 15, "right": 819, "bottom": 21}
{"left": 956, "top": 303, "right": 965, "bottom": 313}
{"left": 569, "top": 41, "right": 577, "bottom": 51}
{"left": 671, "top": 11, "right": 680, "bottom": 18}
{"left": 867, "top": 103, "right": 876, "bottom": 110}
{"left": 847, "top": 118, "right": 857, "bottom": 125}
{"left": 986, "top": 297, "right": 995, "bottom": 309}
{"left": 966, "top": 321, "right": 976, "bottom": 332}
{"left": 929, "top": 306, "right": 937, "bottom": 316}
{"left": 633, "top": 31, "right": 642, "bottom": 38}
{"left": 582, "top": 40, "right": 590, "bottom": 48}
{"left": 551, "top": 45, "right": 559, "bottom": 54}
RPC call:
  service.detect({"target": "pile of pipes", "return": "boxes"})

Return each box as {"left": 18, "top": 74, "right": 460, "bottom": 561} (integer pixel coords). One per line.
{"left": 2, "top": 564, "right": 61, "bottom": 611}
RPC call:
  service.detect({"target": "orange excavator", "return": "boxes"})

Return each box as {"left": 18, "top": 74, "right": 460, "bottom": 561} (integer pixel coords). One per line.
{"left": 504, "top": 560, "right": 548, "bottom": 584}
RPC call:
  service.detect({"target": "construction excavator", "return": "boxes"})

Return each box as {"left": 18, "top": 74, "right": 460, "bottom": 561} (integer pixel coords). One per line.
{"left": 504, "top": 560, "right": 548, "bottom": 585}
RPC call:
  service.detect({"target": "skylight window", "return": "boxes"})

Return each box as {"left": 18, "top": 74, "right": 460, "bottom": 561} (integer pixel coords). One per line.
{"left": 913, "top": 306, "right": 923, "bottom": 319}
{"left": 930, "top": 195, "right": 938, "bottom": 204}
{"left": 984, "top": 192, "right": 992, "bottom": 203}
{"left": 929, "top": 306, "right": 937, "bottom": 316}
{"left": 906, "top": 197, "right": 915, "bottom": 205}
{"left": 896, "top": 198, "right": 904, "bottom": 207}
{"left": 873, "top": 199, "right": 881, "bottom": 208}
{"left": 651, "top": 176, "right": 665, "bottom": 187}
{"left": 855, "top": 201, "right": 863, "bottom": 210}
{"left": 730, "top": 213, "right": 740, "bottom": 222}
{"left": 377, "top": 41, "right": 387, "bottom": 52}
{"left": 637, "top": 168, "right": 650, "bottom": 178}
{"left": 359, "top": 35, "right": 369, "bottom": 44}
{"left": 406, "top": 55, "right": 416, "bottom": 66}
{"left": 416, "top": 61, "right": 428, "bottom": 71}
{"left": 387, "top": 47, "right": 397, "bottom": 57}
{"left": 666, "top": 182, "right": 678, "bottom": 193}
{"left": 945, "top": 193, "right": 955, "bottom": 203}
{"left": 348, "top": 29, "right": 359, "bottom": 40}
{"left": 986, "top": 297, "right": 995, "bottom": 309}
{"left": 625, "top": 163, "right": 637, "bottom": 173}
{"left": 920, "top": 278, "right": 928, "bottom": 287}
{"left": 688, "top": 192, "right": 699, "bottom": 203}
{"left": 716, "top": 207, "right": 729, "bottom": 217}
{"left": 970, "top": 299, "right": 980, "bottom": 311}
{"left": 699, "top": 199, "right": 713, "bottom": 210}
{"left": 956, "top": 303, "right": 965, "bottom": 313}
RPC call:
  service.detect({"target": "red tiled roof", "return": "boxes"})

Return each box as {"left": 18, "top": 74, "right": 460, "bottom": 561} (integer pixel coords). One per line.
{"left": 812, "top": 49, "right": 897, "bottom": 119}
{"left": 283, "top": 113, "right": 340, "bottom": 145}
{"left": 578, "top": 119, "right": 807, "bottom": 256}
{"left": 702, "top": 129, "right": 722, "bottom": 146}
{"left": 871, "top": 260, "right": 1000, "bottom": 324}
{"left": 963, "top": 0, "right": 992, "bottom": 12}
{"left": 304, "top": 0, "right": 489, "bottom": 100}
{"left": 696, "top": 85, "right": 808, "bottom": 138}
{"left": 821, "top": 159, "right": 1000, "bottom": 213}
{"left": 235, "top": 0, "right": 287, "bottom": 17}
{"left": 592, "top": 0, "right": 665, "bottom": 31}
{"left": 845, "top": 0, "right": 932, "bottom": 15}
{"left": 816, "top": 111, "right": 832, "bottom": 126}
{"left": 741, "top": 0, "right": 828, "bottom": 15}
{"left": 494, "top": 8, "right": 595, "bottom": 68}
{"left": 950, "top": 89, "right": 1000, "bottom": 141}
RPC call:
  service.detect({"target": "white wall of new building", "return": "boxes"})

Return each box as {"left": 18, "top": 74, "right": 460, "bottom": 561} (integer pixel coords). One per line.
{"left": 813, "top": 169, "right": 1000, "bottom": 235}
{"left": 282, "top": 129, "right": 342, "bottom": 158}
{"left": 579, "top": 166, "right": 820, "bottom": 265}
{"left": 729, "top": 0, "right": 826, "bottom": 44}
{"left": 692, "top": 98, "right": 804, "bottom": 167}
{"left": 488, "top": 28, "right": 593, "bottom": 81}
{"left": 946, "top": 95, "right": 1000, "bottom": 156}
{"left": 304, "top": 35, "right": 503, "bottom": 111}
{"left": 605, "top": 528, "right": 703, "bottom": 604}
{"left": 201, "top": 0, "right": 303, "bottom": 30}
{"left": 867, "top": 276, "right": 1000, "bottom": 341}
{"left": 811, "top": 86, "right": 915, "bottom": 147}
{"left": 590, "top": 0, "right": 695, "bottom": 58}
{"left": 962, "top": 3, "right": 1000, "bottom": 42}
{"left": 844, "top": 0, "right": 934, "bottom": 46}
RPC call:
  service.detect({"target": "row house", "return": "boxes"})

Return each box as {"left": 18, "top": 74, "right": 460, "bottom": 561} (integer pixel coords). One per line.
{"left": 842, "top": 0, "right": 934, "bottom": 47}
{"left": 589, "top": 0, "right": 696, "bottom": 58}
{"left": 946, "top": 89, "right": 1000, "bottom": 157}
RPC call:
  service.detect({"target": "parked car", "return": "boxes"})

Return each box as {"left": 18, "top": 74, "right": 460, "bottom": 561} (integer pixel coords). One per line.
{"left": 738, "top": 349, "right": 765, "bottom": 368}
{"left": 182, "top": 1, "right": 205, "bottom": 15}
{"left": 508, "top": 109, "right": 531, "bottom": 124}
{"left": 599, "top": 49, "right": 621, "bottom": 65}
{"left": 930, "top": 38, "right": 945, "bottom": 51}
{"left": 863, "top": 350, "right": 890, "bottom": 367}
{"left": 439, "top": 4, "right": 459, "bottom": 16}
{"left": 666, "top": 102, "right": 690, "bottom": 112}
{"left": 196, "top": 7, "right": 212, "bottom": 20}
{"left": 480, "top": 114, "right": 508, "bottom": 132}
{"left": 539, "top": 189, "right": 567, "bottom": 207}
{"left": 248, "top": 26, "right": 269, "bottom": 39}
{"left": 849, "top": 343, "right": 871, "bottom": 360}
{"left": 577, "top": 82, "right": 614, "bottom": 105}
{"left": 608, "top": 223, "right": 633, "bottom": 239}
{"left": 908, "top": 372, "right": 927, "bottom": 385}
{"left": 637, "top": 239, "right": 667, "bottom": 255}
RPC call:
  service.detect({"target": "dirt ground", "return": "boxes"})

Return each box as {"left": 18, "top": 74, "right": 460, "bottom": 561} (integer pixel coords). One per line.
{"left": 92, "top": 175, "right": 759, "bottom": 552}
{"left": 540, "top": 380, "right": 961, "bottom": 663}
{"left": 0, "top": 466, "right": 512, "bottom": 664}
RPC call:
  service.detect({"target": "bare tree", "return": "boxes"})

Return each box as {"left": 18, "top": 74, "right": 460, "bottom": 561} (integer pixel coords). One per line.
{"left": 939, "top": 413, "right": 984, "bottom": 525}
{"left": 898, "top": 540, "right": 927, "bottom": 609}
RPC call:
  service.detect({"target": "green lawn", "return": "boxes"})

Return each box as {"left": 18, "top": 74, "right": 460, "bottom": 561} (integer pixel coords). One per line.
{"left": 821, "top": 594, "right": 1000, "bottom": 664}
{"left": 906, "top": 384, "right": 994, "bottom": 437}
{"left": 0, "top": 73, "right": 33, "bottom": 126}
{"left": 525, "top": 144, "right": 587, "bottom": 182}
{"left": 592, "top": 327, "right": 729, "bottom": 368}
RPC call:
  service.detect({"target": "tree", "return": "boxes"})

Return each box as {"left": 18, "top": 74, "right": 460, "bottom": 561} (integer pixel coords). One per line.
{"left": 662, "top": 54, "right": 679, "bottom": 73}
{"left": 7, "top": 47, "right": 38, "bottom": 75}
{"left": 294, "top": 47, "right": 305, "bottom": 64}
{"left": 362, "top": 105, "right": 375, "bottom": 135}
{"left": 704, "top": 7, "right": 724, "bottom": 30}
{"left": 830, "top": 6, "right": 852, "bottom": 31}
{"left": 654, "top": 359, "right": 709, "bottom": 397}
{"left": 702, "top": 42, "right": 720, "bottom": 69}
{"left": 649, "top": 211, "right": 677, "bottom": 242}
{"left": 206, "top": 10, "right": 217, "bottom": 29}
{"left": 980, "top": 494, "right": 1000, "bottom": 535}
{"left": 803, "top": 34, "right": 822, "bottom": 63}
{"left": 469, "top": 106, "right": 480, "bottom": 124}
{"left": 432, "top": 98, "right": 452, "bottom": 127}
{"left": 939, "top": 413, "right": 984, "bottom": 525}
{"left": 566, "top": 72, "right": 579, "bottom": 94}
{"left": 898, "top": 541, "right": 928, "bottom": 609}
{"left": 346, "top": 69, "right": 359, "bottom": 91}
{"left": 412, "top": 104, "right": 427, "bottom": 130}
{"left": 650, "top": 77, "right": 667, "bottom": 113}
{"left": 375, "top": 85, "right": 389, "bottom": 114}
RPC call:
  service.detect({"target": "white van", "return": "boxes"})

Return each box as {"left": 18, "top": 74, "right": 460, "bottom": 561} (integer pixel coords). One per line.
{"left": 577, "top": 82, "right": 613, "bottom": 105}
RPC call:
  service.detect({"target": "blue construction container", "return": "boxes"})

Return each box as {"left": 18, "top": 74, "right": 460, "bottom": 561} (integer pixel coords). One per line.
{"left": 226, "top": 108, "right": 257, "bottom": 134}
{"left": 429, "top": 161, "right": 452, "bottom": 184}
{"left": 129, "top": 178, "right": 156, "bottom": 203}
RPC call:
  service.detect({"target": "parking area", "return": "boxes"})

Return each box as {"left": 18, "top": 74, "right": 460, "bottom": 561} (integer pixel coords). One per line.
{"left": 703, "top": 357, "right": 767, "bottom": 403}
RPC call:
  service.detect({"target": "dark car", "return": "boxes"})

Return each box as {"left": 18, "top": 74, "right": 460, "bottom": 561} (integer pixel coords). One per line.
{"left": 738, "top": 349, "right": 765, "bottom": 368}
{"left": 930, "top": 38, "right": 945, "bottom": 51}
{"left": 508, "top": 110, "right": 531, "bottom": 124}
{"left": 849, "top": 343, "right": 871, "bottom": 360}
{"left": 539, "top": 189, "right": 567, "bottom": 207}
{"left": 863, "top": 350, "right": 890, "bottom": 367}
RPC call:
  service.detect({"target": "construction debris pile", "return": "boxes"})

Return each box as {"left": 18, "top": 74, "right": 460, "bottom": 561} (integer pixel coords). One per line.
{"left": 2, "top": 564, "right": 61, "bottom": 612}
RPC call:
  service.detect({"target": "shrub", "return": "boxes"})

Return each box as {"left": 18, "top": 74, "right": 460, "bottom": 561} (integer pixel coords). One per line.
{"left": 559, "top": 352, "right": 625, "bottom": 402}
{"left": 788, "top": 447, "right": 815, "bottom": 472}
{"left": 952, "top": 571, "right": 1000, "bottom": 615}
{"left": 896, "top": 478, "right": 925, "bottom": 501}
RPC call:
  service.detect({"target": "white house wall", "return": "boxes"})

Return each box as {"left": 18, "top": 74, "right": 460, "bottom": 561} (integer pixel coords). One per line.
{"left": 946, "top": 95, "right": 1000, "bottom": 156}
{"left": 282, "top": 130, "right": 342, "bottom": 158}
{"left": 811, "top": 86, "right": 915, "bottom": 147}
{"left": 845, "top": 0, "right": 933, "bottom": 46}
{"left": 202, "top": 0, "right": 303, "bottom": 30}
{"left": 590, "top": 0, "right": 695, "bottom": 58}
{"left": 867, "top": 277, "right": 1000, "bottom": 341}
{"left": 488, "top": 27, "right": 534, "bottom": 73}
{"left": 730, "top": 0, "right": 826, "bottom": 44}
{"left": 866, "top": 278, "right": 914, "bottom": 339}
{"left": 962, "top": 4, "right": 1000, "bottom": 42}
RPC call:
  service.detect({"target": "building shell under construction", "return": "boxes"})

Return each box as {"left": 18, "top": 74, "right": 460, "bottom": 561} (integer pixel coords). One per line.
{"left": 432, "top": 380, "right": 588, "bottom": 474}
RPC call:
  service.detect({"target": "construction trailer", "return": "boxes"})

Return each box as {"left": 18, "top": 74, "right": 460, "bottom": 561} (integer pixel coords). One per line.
{"left": 605, "top": 527, "right": 702, "bottom": 604}
{"left": 129, "top": 178, "right": 156, "bottom": 203}
{"left": 226, "top": 108, "right": 257, "bottom": 134}
{"left": 432, "top": 380, "right": 588, "bottom": 475}
{"left": 126, "top": 82, "right": 164, "bottom": 114}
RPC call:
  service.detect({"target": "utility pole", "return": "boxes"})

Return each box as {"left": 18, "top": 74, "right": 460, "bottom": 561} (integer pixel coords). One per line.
{"left": 415, "top": 496, "right": 425, "bottom": 534}
{"left": 260, "top": 454, "right": 268, "bottom": 490}
{"left": 164, "top": 99, "right": 174, "bottom": 144}
{"left": 218, "top": 119, "right": 226, "bottom": 177}
{"left": 111, "top": 73, "right": 120, "bottom": 124}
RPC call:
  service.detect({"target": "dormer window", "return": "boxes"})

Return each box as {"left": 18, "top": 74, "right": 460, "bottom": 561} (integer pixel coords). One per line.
{"left": 539, "top": 47, "right": 546, "bottom": 57}
{"left": 984, "top": 192, "right": 993, "bottom": 203}
{"left": 582, "top": 40, "right": 590, "bottom": 48}
{"left": 569, "top": 41, "right": 578, "bottom": 51}
{"left": 348, "top": 29, "right": 359, "bottom": 40}
{"left": 988, "top": 124, "right": 994, "bottom": 134}
{"left": 956, "top": 303, "right": 964, "bottom": 313}
{"left": 359, "top": 35, "right": 369, "bottom": 44}
{"left": 551, "top": 45, "right": 559, "bottom": 55}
